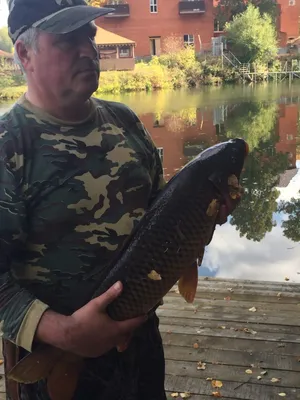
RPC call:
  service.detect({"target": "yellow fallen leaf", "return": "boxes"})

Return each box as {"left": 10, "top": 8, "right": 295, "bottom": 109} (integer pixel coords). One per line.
{"left": 212, "top": 392, "right": 222, "bottom": 398}
{"left": 245, "top": 369, "right": 253, "bottom": 374}
{"left": 180, "top": 393, "right": 191, "bottom": 399}
{"left": 257, "top": 376, "right": 262, "bottom": 380}
{"left": 284, "top": 277, "right": 290, "bottom": 281}
{"left": 261, "top": 371, "right": 268, "bottom": 376}
{"left": 171, "top": 394, "right": 179, "bottom": 398}
{"left": 249, "top": 307, "right": 257, "bottom": 312}
{"left": 206, "top": 377, "right": 213, "bottom": 381}
{"left": 0, "top": 360, "right": 3, "bottom": 365}
{"left": 197, "top": 361, "right": 206, "bottom": 370}
{"left": 212, "top": 380, "right": 223, "bottom": 388}
{"left": 193, "top": 343, "right": 199, "bottom": 349}
{"left": 278, "top": 393, "right": 286, "bottom": 397}
{"left": 148, "top": 270, "right": 162, "bottom": 280}
{"left": 218, "top": 326, "right": 226, "bottom": 329}
{"left": 271, "top": 378, "right": 280, "bottom": 383}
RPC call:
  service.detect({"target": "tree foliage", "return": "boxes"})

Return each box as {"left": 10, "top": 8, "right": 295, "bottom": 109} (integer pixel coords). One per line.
{"left": 224, "top": 101, "right": 289, "bottom": 242}
{"left": 278, "top": 193, "right": 300, "bottom": 242}
{"left": 224, "top": 4, "right": 278, "bottom": 63}
{"left": 214, "top": 0, "right": 279, "bottom": 30}
{"left": 0, "top": 27, "right": 13, "bottom": 53}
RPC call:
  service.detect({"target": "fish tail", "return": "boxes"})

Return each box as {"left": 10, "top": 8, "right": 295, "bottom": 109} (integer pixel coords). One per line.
{"left": 47, "top": 354, "right": 85, "bottom": 400}
{"left": 7, "top": 345, "right": 64, "bottom": 384}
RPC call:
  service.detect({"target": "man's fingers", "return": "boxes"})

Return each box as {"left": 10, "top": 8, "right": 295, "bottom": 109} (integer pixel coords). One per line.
{"left": 93, "top": 281, "right": 123, "bottom": 310}
{"left": 118, "top": 314, "right": 148, "bottom": 336}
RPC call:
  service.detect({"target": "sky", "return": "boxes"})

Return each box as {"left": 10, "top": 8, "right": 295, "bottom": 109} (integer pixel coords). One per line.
{"left": 0, "top": 0, "right": 8, "bottom": 28}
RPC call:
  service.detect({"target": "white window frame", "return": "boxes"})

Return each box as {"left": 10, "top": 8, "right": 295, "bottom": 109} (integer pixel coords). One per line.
{"left": 119, "top": 47, "right": 130, "bottom": 58}
{"left": 150, "top": 0, "right": 158, "bottom": 13}
{"left": 289, "top": 0, "right": 295, "bottom": 5}
{"left": 184, "top": 34, "right": 194, "bottom": 46}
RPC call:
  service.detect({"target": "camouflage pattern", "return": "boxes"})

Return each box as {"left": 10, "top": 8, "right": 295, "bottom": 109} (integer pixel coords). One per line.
{"left": 7, "top": 0, "right": 114, "bottom": 43}
{"left": 0, "top": 95, "right": 167, "bottom": 400}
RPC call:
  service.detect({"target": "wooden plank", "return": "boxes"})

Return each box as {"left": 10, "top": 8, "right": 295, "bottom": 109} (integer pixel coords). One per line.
{"left": 166, "top": 393, "right": 239, "bottom": 400}
{"left": 161, "top": 297, "right": 300, "bottom": 317}
{"left": 196, "top": 277, "right": 300, "bottom": 290}
{"left": 164, "top": 295, "right": 300, "bottom": 313}
{"left": 163, "top": 345, "right": 300, "bottom": 372}
{"left": 167, "top": 290, "right": 300, "bottom": 304}
{"left": 164, "top": 375, "right": 300, "bottom": 400}
{"left": 161, "top": 332, "right": 300, "bottom": 355}
{"left": 160, "top": 324, "right": 300, "bottom": 344}
{"left": 157, "top": 308, "right": 300, "bottom": 327}
{"left": 165, "top": 359, "right": 300, "bottom": 388}
{"left": 159, "top": 316, "right": 300, "bottom": 336}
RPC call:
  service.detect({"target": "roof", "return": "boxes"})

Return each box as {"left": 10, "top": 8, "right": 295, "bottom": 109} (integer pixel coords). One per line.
{"left": 277, "top": 168, "right": 298, "bottom": 187}
{"left": 0, "top": 50, "right": 13, "bottom": 58}
{"left": 95, "top": 26, "right": 135, "bottom": 46}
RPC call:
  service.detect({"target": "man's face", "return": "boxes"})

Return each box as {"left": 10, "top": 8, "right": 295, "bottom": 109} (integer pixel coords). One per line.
{"left": 26, "top": 23, "right": 100, "bottom": 103}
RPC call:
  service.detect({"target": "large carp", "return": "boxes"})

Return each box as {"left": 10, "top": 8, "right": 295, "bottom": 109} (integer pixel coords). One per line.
{"left": 7, "top": 138, "right": 248, "bottom": 399}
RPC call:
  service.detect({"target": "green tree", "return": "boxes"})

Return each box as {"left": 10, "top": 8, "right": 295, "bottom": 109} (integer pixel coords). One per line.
{"left": 224, "top": 4, "right": 278, "bottom": 63}
{"left": 0, "top": 27, "right": 13, "bottom": 53}
{"left": 230, "top": 144, "right": 288, "bottom": 241}
{"left": 223, "top": 101, "right": 289, "bottom": 242}
{"left": 225, "top": 101, "right": 278, "bottom": 151}
{"left": 278, "top": 192, "right": 300, "bottom": 242}
{"left": 214, "top": 0, "right": 279, "bottom": 30}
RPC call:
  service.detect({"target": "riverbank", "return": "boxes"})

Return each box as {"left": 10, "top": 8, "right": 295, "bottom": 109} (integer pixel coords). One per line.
{"left": 0, "top": 48, "right": 241, "bottom": 101}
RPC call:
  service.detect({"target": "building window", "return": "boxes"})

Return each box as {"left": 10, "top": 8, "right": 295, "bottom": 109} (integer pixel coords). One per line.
{"left": 119, "top": 47, "right": 131, "bottom": 58}
{"left": 184, "top": 34, "right": 194, "bottom": 46}
{"left": 289, "top": 0, "right": 295, "bottom": 5}
{"left": 150, "top": 0, "right": 157, "bottom": 13}
{"left": 286, "top": 134, "right": 294, "bottom": 140}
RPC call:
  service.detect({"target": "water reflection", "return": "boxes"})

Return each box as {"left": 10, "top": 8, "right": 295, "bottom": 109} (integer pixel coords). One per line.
{"left": 1, "top": 87, "right": 300, "bottom": 282}
{"left": 138, "top": 96, "right": 300, "bottom": 282}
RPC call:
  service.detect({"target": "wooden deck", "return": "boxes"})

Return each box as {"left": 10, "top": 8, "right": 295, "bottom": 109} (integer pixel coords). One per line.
{"left": 158, "top": 277, "right": 300, "bottom": 400}
{"left": 0, "top": 277, "right": 299, "bottom": 399}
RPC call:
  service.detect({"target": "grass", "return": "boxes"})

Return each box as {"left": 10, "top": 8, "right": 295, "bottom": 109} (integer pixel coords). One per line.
{"left": 0, "top": 48, "right": 242, "bottom": 100}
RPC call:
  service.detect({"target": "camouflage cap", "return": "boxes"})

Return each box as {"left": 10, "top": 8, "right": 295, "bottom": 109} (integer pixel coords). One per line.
{"left": 7, "top": 0, "right": 115, "bottom": 44}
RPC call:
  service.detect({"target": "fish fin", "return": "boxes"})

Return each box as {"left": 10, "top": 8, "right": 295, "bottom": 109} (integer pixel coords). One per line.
{"left": 178, "top": 261, "right": 199, "bottom": 303}
{"left": 7, "top": 345, "right": 64, "bottom": 384}
{"left": 46, "top": 354, "right": 84, "bottom": 400}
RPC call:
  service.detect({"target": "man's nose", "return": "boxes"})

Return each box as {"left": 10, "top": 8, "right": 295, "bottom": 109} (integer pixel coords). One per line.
{"left": 78, "top": 37, "right": 99, "bottom": 60}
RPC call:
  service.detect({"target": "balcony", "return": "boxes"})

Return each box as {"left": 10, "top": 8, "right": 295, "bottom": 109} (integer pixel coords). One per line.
{"left": 102, "top": 3, "right": 130, "bottom": 18}
{"left": 179, "top": 0, "right": 205, "bottom": 14}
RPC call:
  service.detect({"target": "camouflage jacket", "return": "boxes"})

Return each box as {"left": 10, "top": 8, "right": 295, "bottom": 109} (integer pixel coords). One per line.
{"left": 0, "top": 95, "right": 165, "bottom": 354}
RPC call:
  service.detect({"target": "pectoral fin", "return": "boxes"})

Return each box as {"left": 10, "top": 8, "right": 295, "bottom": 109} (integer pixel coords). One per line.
{"left": 47, "top": 354, "right": 84, "bottom": 400}
{"left": 7, "top": 345, "right": 64, "bottom": 384}
{"left": 178, "top": 261, "right": 199, "bottom": 303}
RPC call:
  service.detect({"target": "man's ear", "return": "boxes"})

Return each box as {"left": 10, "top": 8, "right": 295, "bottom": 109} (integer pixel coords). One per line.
{"left": 15, "top": 40, "right": 34, "bottom": 72}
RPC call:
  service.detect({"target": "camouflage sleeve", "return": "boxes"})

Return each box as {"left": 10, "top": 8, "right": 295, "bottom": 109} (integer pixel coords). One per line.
{"left": 0, "top": 158, "right": 49, "bottom": 352}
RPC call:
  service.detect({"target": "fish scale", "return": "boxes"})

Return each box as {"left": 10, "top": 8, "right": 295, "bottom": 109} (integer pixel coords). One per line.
{"left": 95, "top": 181, "right": 221, "bottom": 321}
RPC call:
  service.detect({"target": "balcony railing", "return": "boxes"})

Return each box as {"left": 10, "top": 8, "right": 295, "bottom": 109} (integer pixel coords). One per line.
{"left": 103, "top": 3, "right": 130, "bottom": 17}
{"left": 179, "top": 0, "right": 205, "bottom": 14}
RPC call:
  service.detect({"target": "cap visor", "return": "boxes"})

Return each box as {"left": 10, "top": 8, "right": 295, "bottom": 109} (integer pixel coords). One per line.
{"left": 33, "top": 5, "right": 115, "bottom": 34}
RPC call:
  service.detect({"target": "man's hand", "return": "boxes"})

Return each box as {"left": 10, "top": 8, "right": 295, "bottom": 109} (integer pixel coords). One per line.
{"left": 36, "top": 281, "right": 147, "bottom": 358}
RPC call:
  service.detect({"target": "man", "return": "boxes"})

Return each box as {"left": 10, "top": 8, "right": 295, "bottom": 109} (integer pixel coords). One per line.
{"left": 1, "top": 0, "right": 167, "bottom": 399}
{"left": 0, "top": 1, "right": 230, "bottom": 399}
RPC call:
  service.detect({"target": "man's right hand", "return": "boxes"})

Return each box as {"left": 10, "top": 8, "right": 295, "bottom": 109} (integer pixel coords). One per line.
{"left": 36, "top": 281, "right": 147, "bottom": 358}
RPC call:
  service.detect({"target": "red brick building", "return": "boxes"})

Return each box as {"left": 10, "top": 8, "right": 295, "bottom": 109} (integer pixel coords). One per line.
{"left": 276, "top": 0, "right": 300, "bottom": 48}
{"left": 96, "top": 0, "right": 215, "bottom": 58}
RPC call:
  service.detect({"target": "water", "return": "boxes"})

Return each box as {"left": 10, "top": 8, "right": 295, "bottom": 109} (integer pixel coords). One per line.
{"left": 1, "top": 82, "right": 300, "bottom": 283}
